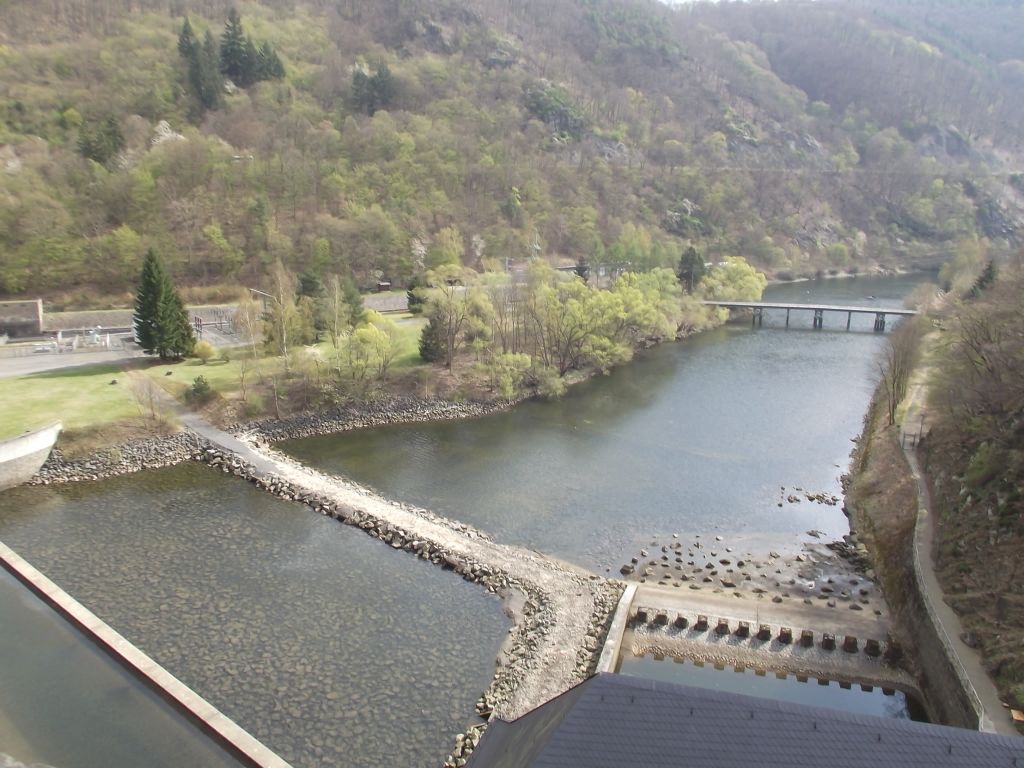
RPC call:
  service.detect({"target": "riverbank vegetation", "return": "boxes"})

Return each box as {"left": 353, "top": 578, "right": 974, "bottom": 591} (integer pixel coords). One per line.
{"left": 0, "top": 0, "right": 1020, "bottom": 310}
{"left": 922, "top": 267, "right": 1024, "bottom": 715}
{"left": 0, "top": 251, "right": 762, "bottom": 448}
{"left": 848, "top": 260, "right": 1024, "bottom": 725}
{"left": 844, "top": 386, "right": 920, "bottom": 668}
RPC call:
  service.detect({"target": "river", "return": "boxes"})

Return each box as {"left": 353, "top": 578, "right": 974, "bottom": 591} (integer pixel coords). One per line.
{"left": 0, "top": 273, "right": 931, "bottom": 764}
{"left": 0, "top": 465, "right": 508, "bottom": 768}
{"left": 284, "top": 274, "right": 929, "bottom": 573}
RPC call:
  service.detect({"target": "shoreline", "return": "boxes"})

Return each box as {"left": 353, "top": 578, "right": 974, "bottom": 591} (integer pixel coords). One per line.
{"left": 16, "top": 291, "right": 924, "bottom": 764}
{"left": 30, "top": 397, "right": 525, "bottom": 486}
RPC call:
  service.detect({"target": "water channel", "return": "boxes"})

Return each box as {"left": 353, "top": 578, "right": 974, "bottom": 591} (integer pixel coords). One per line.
{"left": 0, "top": 465, "right": 509, "bottom": 768}
{"left": 281, "top": 274, "right": 931, "bottom": 721}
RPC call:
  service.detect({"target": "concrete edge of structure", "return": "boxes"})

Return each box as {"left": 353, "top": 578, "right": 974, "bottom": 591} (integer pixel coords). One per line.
{"left": 0, "top": 539, "right": 292, "bottom": 768}
{"left": 596, "top": 583, "right": 637, "bottom": 673}
{"left": 905, "top": 456, "right": 994, "bottom": 733}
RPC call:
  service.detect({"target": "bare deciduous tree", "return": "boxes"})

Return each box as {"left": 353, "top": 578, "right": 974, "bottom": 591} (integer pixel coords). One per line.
{"left": 879, "top": 317, "right": 925, "bottom": 426}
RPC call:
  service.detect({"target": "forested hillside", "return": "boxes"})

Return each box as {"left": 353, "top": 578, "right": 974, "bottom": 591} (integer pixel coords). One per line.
{"left": 0, "top": 0, "right": 1021, "bottom": 306}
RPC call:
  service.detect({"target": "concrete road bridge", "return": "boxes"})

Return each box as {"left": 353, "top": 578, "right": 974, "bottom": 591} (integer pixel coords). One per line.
{"left": 703, "top": 300, "right": 917, "bottom": 331}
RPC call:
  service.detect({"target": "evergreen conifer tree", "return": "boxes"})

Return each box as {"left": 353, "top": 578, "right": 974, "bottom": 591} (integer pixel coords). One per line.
{"left": 77, "top": 115, "right": 124, "bottom": 165}
{"left": 134, "top": 248, "right": 164, "bottom": 353}
{"left": 970, "top": 260, "right": 997, "bottom": 296}
{"left": 242, "top": 37, "right": 260, "bottom": 86}
{"left": 166, "top": 292, "right": 196, "bottom": 359}
{"left": 198, "top": 30, "right": 224, "bottom": 109}
{"left": 419, "top": 313, "right": 445, "bottom": 362}
{"left": 177, "top": 16, "right": 197, "bottom": 59}
{"left": 676, "top": 246, "right": 706, "bottom": 293}
{"left": 178, "top": 19, "right": 222, "bottom": 113}
{"left": 220, "top": 8, "right": 248, "bottom": 84}
{"left": 257, "top": 42, "right": 285, "bottom": 80}
{"left": 133, "top": 249, "right": 196, "bottom": 360}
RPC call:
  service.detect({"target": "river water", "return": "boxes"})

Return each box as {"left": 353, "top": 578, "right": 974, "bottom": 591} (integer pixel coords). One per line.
{"left": 618, "top": 652, "right": 924, "bottom": 720}
{"left": 0, "top": 274, "right": 930, "bottom": 763}
{"left": 0, "top": 465, "right": 508, "bottom": 768}
{"left": 284, "top": 274, "right": 929, "bottom": 573}
{"left": 0, "top": 567, "right": 242, "bottom": 768}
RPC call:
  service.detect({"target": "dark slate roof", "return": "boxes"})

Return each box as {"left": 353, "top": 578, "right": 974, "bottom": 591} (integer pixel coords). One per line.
{"left": 468, "top": 673, "right": 1024, "bottom": 768}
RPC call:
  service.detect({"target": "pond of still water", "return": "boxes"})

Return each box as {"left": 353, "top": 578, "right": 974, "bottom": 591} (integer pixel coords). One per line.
{"left": 0, "top": 464, "right": 509, "bottom": 768}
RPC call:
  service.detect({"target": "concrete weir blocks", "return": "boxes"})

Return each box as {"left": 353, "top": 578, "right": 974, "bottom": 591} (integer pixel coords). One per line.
{"left": 673, "top": 614, "right": 689, "bottom": 629}
{"left": 757, "top": 624, "right": 772, "bottom": 641}
{"left": 778, "top": 626, "right": 793, "bottom": 645}
{"left": 695, "top": 614, "right": 709, "bottom": 631}
{"left": 844, "top": 635, "right": 859, "bottom": 653}
{"left": 865, "top": 638, "right": 882, "bottom": 657}
{"left": 822, "top": 633, "right": 837, "bottom": 651}
{"left": 800, "top": 629, "right": 814, "bottom": 648}
{"left": 715, "top": 618, "right": 730, "bottom": 635}
{"left": 653, "top": 611, "right": 669, "bottom": 626}
{"left": 734, "top": 621, "right": 750, "bottom": 638}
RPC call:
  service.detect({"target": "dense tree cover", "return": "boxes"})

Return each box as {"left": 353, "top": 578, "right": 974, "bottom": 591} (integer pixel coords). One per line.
{"left": 414, "top": 259, "right": 740, "bottom": 395}
{"left": 133, "top": 248, "right": 195, "bottom": 359}
{"left": 0, "top": 0, "right": 1019, "bottom": 305}
{"left": 178, "top": 19, "right": 223, "bottom": 113}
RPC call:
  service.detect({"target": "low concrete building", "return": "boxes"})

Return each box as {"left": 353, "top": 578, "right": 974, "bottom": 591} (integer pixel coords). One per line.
{"left": 0, "top": 299, "right": 43, "bottom": 338}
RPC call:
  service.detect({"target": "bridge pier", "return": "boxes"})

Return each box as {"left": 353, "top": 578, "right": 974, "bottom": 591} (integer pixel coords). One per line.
{"left": 873, "top": 313, "right": 887, "bottom": 332}
{"left": 847, "top": 311, "right": 852, "bottom": 331}
{"left": 752, "top": 307, "right": 763, "bottom": 328}
{"left": 785, "top": 308, "right": 790, "bottom": 329}
{"left": 813, "top": 309, "right": 824, "bottom": 329}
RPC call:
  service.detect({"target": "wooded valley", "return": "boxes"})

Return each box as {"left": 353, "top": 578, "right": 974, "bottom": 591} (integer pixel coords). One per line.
{"left": 0, "top": 0, "right": 1021, "bottom": 306}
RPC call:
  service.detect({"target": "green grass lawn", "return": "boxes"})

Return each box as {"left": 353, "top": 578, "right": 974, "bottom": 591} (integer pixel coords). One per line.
{"left": 388, "top": 315, "right": 426, "bottom": 369}
{"left": 0, "top": 320, "right": 428, "bottom": 440}
{"left": 141, "top": 352, "right": 284, "bottom": 397}
{"left": 0, "top": 363, "right": 142, "bottom": 439}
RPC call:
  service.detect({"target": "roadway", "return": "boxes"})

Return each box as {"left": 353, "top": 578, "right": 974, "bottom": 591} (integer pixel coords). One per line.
{"left": 0, "top": 349, "right": 145, "bottom": 379}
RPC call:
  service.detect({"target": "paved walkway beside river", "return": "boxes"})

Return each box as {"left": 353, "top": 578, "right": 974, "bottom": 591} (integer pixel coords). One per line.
{"left": 900, "top": 335, "right": 1018, "bottom": 736}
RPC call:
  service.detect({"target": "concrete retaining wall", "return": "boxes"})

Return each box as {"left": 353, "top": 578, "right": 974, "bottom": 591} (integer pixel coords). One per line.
{"left": 0, "top": 423, "right": 59, "bottom": 492}
{"left": 595, "top": 583, "right": 637, "bottom": 673}
{"left": 0, "top": 445, "right": 53, "bottom": 491}
{"left": 904, "top": 455, "right": 990, "bottom": 730}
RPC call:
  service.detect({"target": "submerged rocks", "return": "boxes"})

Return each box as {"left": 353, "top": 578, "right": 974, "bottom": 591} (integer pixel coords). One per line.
{"left": 190, "top": 444, "right": 623, "bottom": 768}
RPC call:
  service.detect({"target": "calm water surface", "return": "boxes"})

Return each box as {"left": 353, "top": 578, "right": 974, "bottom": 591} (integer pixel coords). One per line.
{"left": 0, "top": 464, "right": 509, "bottom": 768}
{"left": 618, "top": 653, "right": 925, "bottom": 720}
{"left": 284, "top": 274, "right": 931, "bottom": 572}
{"left": 0, "top": 568, "right": 241, "bottom": 768}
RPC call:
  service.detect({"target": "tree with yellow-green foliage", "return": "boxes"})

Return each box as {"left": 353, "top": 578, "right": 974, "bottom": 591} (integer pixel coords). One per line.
{"left": 699, "top": 257, "right": 767, "bottom": 302}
